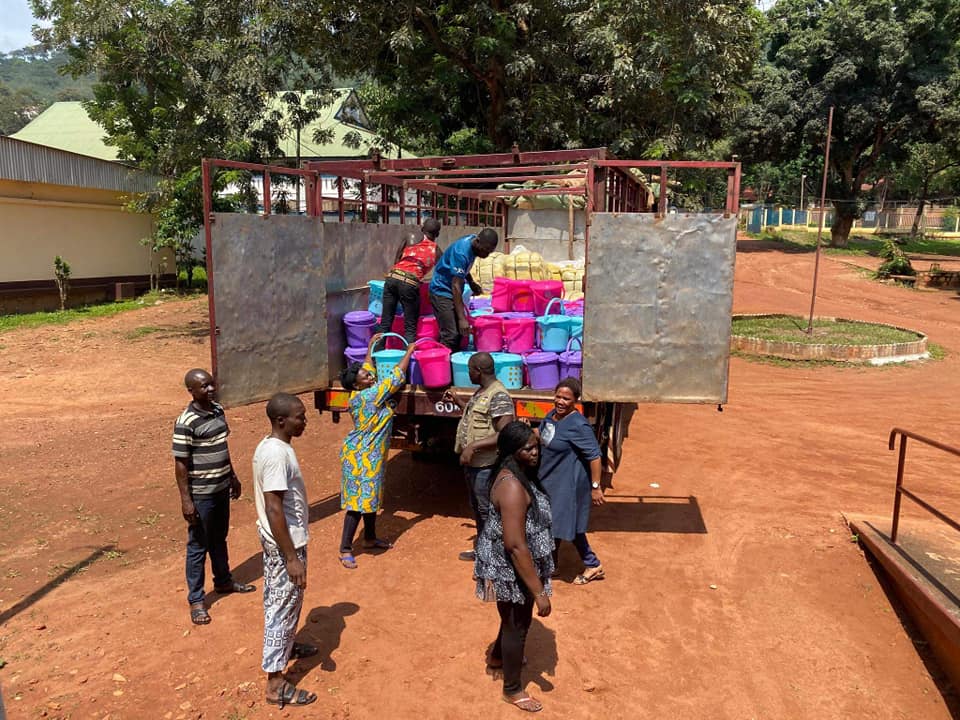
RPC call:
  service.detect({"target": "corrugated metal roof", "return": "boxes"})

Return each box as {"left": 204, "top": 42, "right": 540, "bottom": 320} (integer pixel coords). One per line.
{"left": 11, "top": 101, "right": 121, "bottom": 161}
{"left": 0, "top": 136, "right": 160, "bottom": 194}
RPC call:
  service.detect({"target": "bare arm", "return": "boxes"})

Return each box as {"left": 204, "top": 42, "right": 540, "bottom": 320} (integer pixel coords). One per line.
{"left": 175, "top": 459, "right": 198, "bottom": 524}
{"left": 263, "top": 490, "right": 306, "bottom": 588}
{"left": 467, "top": 272, "right": 483, "bottom": 295}
{"left": 365, "top": 333, "right": 384, "bottom": 366}
{"left": 589, "top": 456, "right": 604, "bottom": 505}
{"left": 496, "top": 475, "right": 551, "bottom": 617}
{"left": 452, "top": 276, "right": 469, "bottom": 332}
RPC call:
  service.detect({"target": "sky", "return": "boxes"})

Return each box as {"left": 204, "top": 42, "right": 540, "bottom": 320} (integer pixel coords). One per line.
{"left": 0, "top": 0, "right": 40, "bottom": 53}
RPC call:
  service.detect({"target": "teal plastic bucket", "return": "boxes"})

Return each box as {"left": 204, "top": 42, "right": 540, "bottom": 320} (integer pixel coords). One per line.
{"left": 537, "top": 298, "right": 572, "bottom": 352}
{"left": 451, "top": 351, "right": 477, "bottom": 387}
{"left": 491, "top": 352, "right": 524, "bottom": 390}
{"left": 372, "top": 333, "right": 408, "bottom": 380}
{"left": 569, "top": 316, "right": 583, "bottom": 340}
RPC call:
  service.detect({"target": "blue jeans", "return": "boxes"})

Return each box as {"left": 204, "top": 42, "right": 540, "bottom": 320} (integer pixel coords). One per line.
{"left": 555, "top": 533, "right": 601, "bottom": 568}
{"left": 185, "top": 489, "right": 232, "bottom": 605}
{"left": 465, "top": 466, "right": 494, "bottom": 547}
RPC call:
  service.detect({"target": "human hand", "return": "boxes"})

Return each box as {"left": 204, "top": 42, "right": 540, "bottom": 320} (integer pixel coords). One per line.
{"left": 469, "top": 280, "right": 483, "bottom": 296}
{"left": 368, "top": 333, "right": 384, "bottom": 350}
{"left": 442, "top": 389, "right": 461, "bottom": 407}
{"left": 285, "top": 555, "right": 307, "bottom": 589}
{"left": 229, "top": 474, "right": 242, "bottom": 500}
{"left": 457, "top": 317, "right": 471, "bottom": 336}
{"left": 459, "top": 444, "right": 476, "bottom": 466}
{"left": 181, "top": 498, "right": 199, "bottom": 525}
{"left": 591, "top": 488, "right": 605, "bottom": 506}
{"left": 535, "top": 594, "right": 552, "bottom": 617}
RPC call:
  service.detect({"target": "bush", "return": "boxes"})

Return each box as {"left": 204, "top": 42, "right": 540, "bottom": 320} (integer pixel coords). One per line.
{"left": 177, "top": 264, "right": 207, "bottom": 291}
{"left": 875, "top": 239, "right": 915, "bottom": 277}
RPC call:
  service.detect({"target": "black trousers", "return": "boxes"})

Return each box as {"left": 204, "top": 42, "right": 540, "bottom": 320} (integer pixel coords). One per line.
{"left": 430, "top": 292, "right": 462, "bottom": 351}
{"left": 491, "top": 595, "right": 535, "bottom": 695}
{"left": 339, "top": 510, "right": 377, "bottom": 553}
{"left": 377, "top": 277, "right": 420, "bottom": 342}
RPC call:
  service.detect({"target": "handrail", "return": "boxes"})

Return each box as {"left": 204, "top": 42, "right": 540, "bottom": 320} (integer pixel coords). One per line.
{"left": 888, "top": 427, "right": 960, "bottom": 543}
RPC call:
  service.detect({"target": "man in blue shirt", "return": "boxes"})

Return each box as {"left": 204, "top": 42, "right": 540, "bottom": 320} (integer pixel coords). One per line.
{"left": 429, "top": 228, "right": 499, "bottom": 351}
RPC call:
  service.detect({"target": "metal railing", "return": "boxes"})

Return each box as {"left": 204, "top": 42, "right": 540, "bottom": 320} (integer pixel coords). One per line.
{"left": 888, "top": 428, "right": 960, "bottom": 542}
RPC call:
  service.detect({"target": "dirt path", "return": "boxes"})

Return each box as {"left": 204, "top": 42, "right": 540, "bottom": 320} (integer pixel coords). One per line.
{"left": 1, "top": 248, "right": 959, "bottom": 719}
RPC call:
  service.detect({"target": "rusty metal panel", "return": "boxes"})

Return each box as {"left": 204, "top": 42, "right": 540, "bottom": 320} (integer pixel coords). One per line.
{"left": 210, "top": 213, "right": 327, "bottom": 407}
{"left": 583, "top": 213, "right": 736, "bottom": 403}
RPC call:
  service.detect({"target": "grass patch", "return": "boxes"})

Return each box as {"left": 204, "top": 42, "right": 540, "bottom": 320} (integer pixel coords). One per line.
{"left": 928, "top": 342, "right": 948, "bottom": 360}
{"left": 0, "top": 290, "right": 203, "bottom": 334}
{"left": 748, "top": 229, "right": 960, "bottom": 257}
{"left": 125, "top": 325, "right": 164, "bottom": 339}
{"left": 732, "top": 315, "right": 920, "bottom": 345}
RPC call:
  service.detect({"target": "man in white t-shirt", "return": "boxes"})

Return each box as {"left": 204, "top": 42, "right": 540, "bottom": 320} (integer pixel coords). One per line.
{"left": 253, "top": 393, "right": 317, "bottom": 708}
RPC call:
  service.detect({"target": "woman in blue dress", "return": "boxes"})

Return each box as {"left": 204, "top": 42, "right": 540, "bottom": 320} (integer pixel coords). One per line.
{"left": 537, "top": 377, "right": 605, "bottom": 584}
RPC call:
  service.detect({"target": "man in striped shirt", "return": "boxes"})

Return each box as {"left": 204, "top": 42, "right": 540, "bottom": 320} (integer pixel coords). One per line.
{"left": 173, "top": 368, "right": 255, "bottom": 625}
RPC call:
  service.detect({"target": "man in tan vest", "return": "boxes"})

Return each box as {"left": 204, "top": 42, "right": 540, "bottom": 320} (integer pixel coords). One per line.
{"left": 443, "top": 352, "right": 516, "bottom": 561}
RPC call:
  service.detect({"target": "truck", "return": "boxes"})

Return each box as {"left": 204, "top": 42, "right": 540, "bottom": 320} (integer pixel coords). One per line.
{"left": 200, "top": 149, "right": 740, "bottom": 477}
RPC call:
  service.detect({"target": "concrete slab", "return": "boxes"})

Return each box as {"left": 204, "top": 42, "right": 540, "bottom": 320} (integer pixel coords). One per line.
{"left": 845, "top": 513, "right": 960, "bottom": 689}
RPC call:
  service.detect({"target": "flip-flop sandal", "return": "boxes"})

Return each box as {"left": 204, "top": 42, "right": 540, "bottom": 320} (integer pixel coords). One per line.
{"left": 574, "top": 567, "right": 605, "bottom": 585}
{"left": 190, "top": 606, "right": 211, "bottom": 625}
{"left": 214, "top": 582, "right": 256, "bottom": 594}
{"left": 362, "top": 538, "right": 394, "bottom": 550}
{"left": 503, "top": 694, "right": 542, "bottom": 712}
{"left": 267, "top": 680, "right": 317, "bottom": 708}
{"left": 339, "top": 553, "right": 358, "bottom": 570}
{"left": 291, "top": 642, "right": 319, "bottom": 659}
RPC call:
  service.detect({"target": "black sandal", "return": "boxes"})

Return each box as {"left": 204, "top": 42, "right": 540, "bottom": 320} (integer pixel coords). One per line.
{"left": 214, "top": 581, "right": 256, "bottom": 594}
{"left": 266, "top": 680, "right": 317, "bottom": 708}
{"left": 190, "top": 606, "right": 211, "bottom": 625}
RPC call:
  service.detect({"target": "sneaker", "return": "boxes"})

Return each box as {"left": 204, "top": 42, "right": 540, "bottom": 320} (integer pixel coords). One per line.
{"left": 459, "top": 550, "right": 476, "bottom": 561}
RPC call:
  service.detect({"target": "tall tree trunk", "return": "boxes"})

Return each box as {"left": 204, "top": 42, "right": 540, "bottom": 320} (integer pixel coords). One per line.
{"left": 910, "top": 176, "right": 930, "bottom": 236}
{"left": 829, "top": 207, "right": 855, "bottom": 247}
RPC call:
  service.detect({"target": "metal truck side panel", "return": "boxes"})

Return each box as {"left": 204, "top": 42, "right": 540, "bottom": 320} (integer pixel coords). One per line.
{"left": 210, "top": 213, "right": 328, "bottom": 407}
{"left": 583, "top": 213, "right": 736, "bottom": 403}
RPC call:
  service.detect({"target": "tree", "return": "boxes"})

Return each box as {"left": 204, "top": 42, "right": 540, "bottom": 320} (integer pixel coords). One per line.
{"left": 0, "top": 81, "right": 42, "bottom": 135}
{"left": 901, "top": 142, "right": 960, "bottom": 235}
{"left": 737, "top": 0, "right": 960, "bottom": 246}
{"left": 53, "top": 255, "right": 71, "bottom": 310}
{"left": 284, "top": 0, "right": 760, "bottom": 156}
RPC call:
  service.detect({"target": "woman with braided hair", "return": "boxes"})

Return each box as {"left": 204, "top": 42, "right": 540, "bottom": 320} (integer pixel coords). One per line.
{"left": 474, "top": 421, "right": 555, "bottom": 713}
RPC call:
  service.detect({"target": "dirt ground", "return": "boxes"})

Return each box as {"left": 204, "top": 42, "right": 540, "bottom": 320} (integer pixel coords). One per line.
{"left": 2, "top": 240, "right": 960, "bottom": 720}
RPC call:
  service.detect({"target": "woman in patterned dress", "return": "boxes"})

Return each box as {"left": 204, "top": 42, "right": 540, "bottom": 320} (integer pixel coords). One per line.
{"left": 337, "top": 333, "right": 415, "bottom": 569}
{"left": 475, "top": 421, "right": 554, "bottom": 713}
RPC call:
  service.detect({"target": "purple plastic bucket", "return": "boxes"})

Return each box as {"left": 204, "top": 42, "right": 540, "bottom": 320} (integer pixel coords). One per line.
{"left": 559, "top": 338, "right": 582, "bottom": 381}
{"left": 344, "top": 346, "right": 366, "bottom": 367}
{"left": 524, "top": 351, "right": 560, "bottom": 390}
{"left": 409, "top": 356, "right": 423, "bottom": 385}
{"left": 344, "top": 310, "right": 377, "bottom": 348}
{"left": 469, "top": 297, "right": 492, "bottom": 312}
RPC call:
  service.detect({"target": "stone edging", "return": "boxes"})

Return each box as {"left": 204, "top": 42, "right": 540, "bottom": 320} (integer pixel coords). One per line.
{"left": 730, "top": 314, "right": 928, "bottom": 362}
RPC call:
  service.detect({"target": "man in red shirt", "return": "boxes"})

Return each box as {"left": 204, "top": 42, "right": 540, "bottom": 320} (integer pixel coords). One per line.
{"left": 376, "top": 218, "right": 442, "bottom": 342}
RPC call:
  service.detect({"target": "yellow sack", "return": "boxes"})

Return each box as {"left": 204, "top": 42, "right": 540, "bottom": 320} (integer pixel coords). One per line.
{"left": 501, "top": 251, "right": 545, "bottom": 280}
{"left": 560, "top": 265, "right": 584, "bottom": 296}
{"left": 471, "top": 252, "right": 506, "bottom": 293}
{"left": 544, "top": 262, "right": 564, "bottom": 282}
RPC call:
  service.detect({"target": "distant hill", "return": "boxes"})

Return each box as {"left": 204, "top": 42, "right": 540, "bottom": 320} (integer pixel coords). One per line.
{"left": 0, "top": 45, "right": 94, "bottom": 135}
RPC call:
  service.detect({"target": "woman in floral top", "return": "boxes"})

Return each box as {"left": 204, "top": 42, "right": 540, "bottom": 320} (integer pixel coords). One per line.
{"left": 337, "top": 333, "right": 415, "bottom": 569}
{"left": 475, "top": 421, "right": 554, "bottom": 713}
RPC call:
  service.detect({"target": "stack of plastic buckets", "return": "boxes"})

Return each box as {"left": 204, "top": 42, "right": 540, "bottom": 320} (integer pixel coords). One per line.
{"left": 491, "top": 352, "right": 524, "bottom": 390}
{"left": 451, "top": 351, "right": 477, "bottom": 387}
{"left": 343, "top": 310, "right": 377, "bottom": 369}
{"left": 524, "top": 350, "right": 560, "bottom": 390}
{"left": 559, "top": 337, "right": 583, "bottom": 380}
{"left": 538, "top": 299, "right": 573, "bottom": 352}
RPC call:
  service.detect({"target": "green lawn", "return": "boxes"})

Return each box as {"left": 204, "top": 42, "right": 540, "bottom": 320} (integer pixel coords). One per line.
{"left": 732, "top": 314, "right": 921, "bottom": 345}
{"left": 0, "top": 291, "right": 195, "bottom": 333}
{"left": 747, "top": 229, "right": 960, "bottom": 257}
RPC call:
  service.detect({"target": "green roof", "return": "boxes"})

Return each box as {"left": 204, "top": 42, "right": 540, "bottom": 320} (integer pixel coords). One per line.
{"left": 11, "top": 90, "right": 414, "bottom": 162}
{"left": 12, "top": 101, "right": 120, "bottom": 161}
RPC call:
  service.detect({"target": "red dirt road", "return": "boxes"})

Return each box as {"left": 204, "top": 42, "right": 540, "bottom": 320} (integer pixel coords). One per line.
{"left": 2, "top": 242, "right": 960, "bottom": 719}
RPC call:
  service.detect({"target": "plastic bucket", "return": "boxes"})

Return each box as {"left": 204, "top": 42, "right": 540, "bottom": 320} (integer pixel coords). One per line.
{"left": 524, "top": 351, "right": 560, "bottom": 390}
{"left": 563, "top": 299, "right": 584, "bottom": 317}
{"left": 559, "top": 337, "right": 583, "bottom": 381}
{"left": 473, "top": 315, "right": 503, "bottom": 352}
{"left": 368, "top": 280, "right": 385, "bottom": 316}
{"left": 532, "top": 280, "right": 564, "bottom": 316}
{"left": 451, "top": 351, "right": 477, "bottom": 387}
{"left": 371, "top": 333, "right": 408, "bottom": 380}
{"left": 416, "top": 314, "right": 440, "bottom": 341}
{"left": 491, "top": 277, "right": 514, "bottom": 312}
{"left": 511, "top": 281, "right": 535, "bottom": 313}
{"left": 344, "top": 310, "right": 377, "bottom": 349}
{"left": 569, "top": 316, "right": 583, "bottom": 340}
{"left": 414, "top": 340, "right": 452, "bottom": 389}
{"left": 491, "top": 352, "right": 524, "bottom": 390}
{"left": 502, "top": 317, "right": 536, "bottom": 354}
{"left": 469, "top": 297, "right": 492, "bottom": 313}
{"left": 344, "top": 345, "right": 366, "bottom": 366}
{"left": 538, "top": 298, "right": 572, "bottom": 352}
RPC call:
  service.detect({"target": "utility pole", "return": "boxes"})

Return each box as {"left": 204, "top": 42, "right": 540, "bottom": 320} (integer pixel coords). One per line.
{"left": 806, "top": 107, "right": 834, "bottom": 334}
{"left": 799, "top": 174, "right": 807, "bottom": 210}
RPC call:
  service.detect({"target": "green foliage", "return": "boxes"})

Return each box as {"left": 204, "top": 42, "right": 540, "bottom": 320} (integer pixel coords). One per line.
{"left": 299, "top": 0, "right": 762, "bottom": 155}
{"left": 732, "top": 315, "right": 920, "bottom": 345}
{"left": 0, "top": 291, "right": 172, "bottom": 333}
{"left": 876, "top": 239, "right": 916, "bottom": 277}
{"left": 53, "top": 255, "right": 71, "bottom": 311}
{"left": 0, "top": 47, "right": 95, "bottom": 134}
{"left": 736, "top": 0, "right": 960, "bottom": 247}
